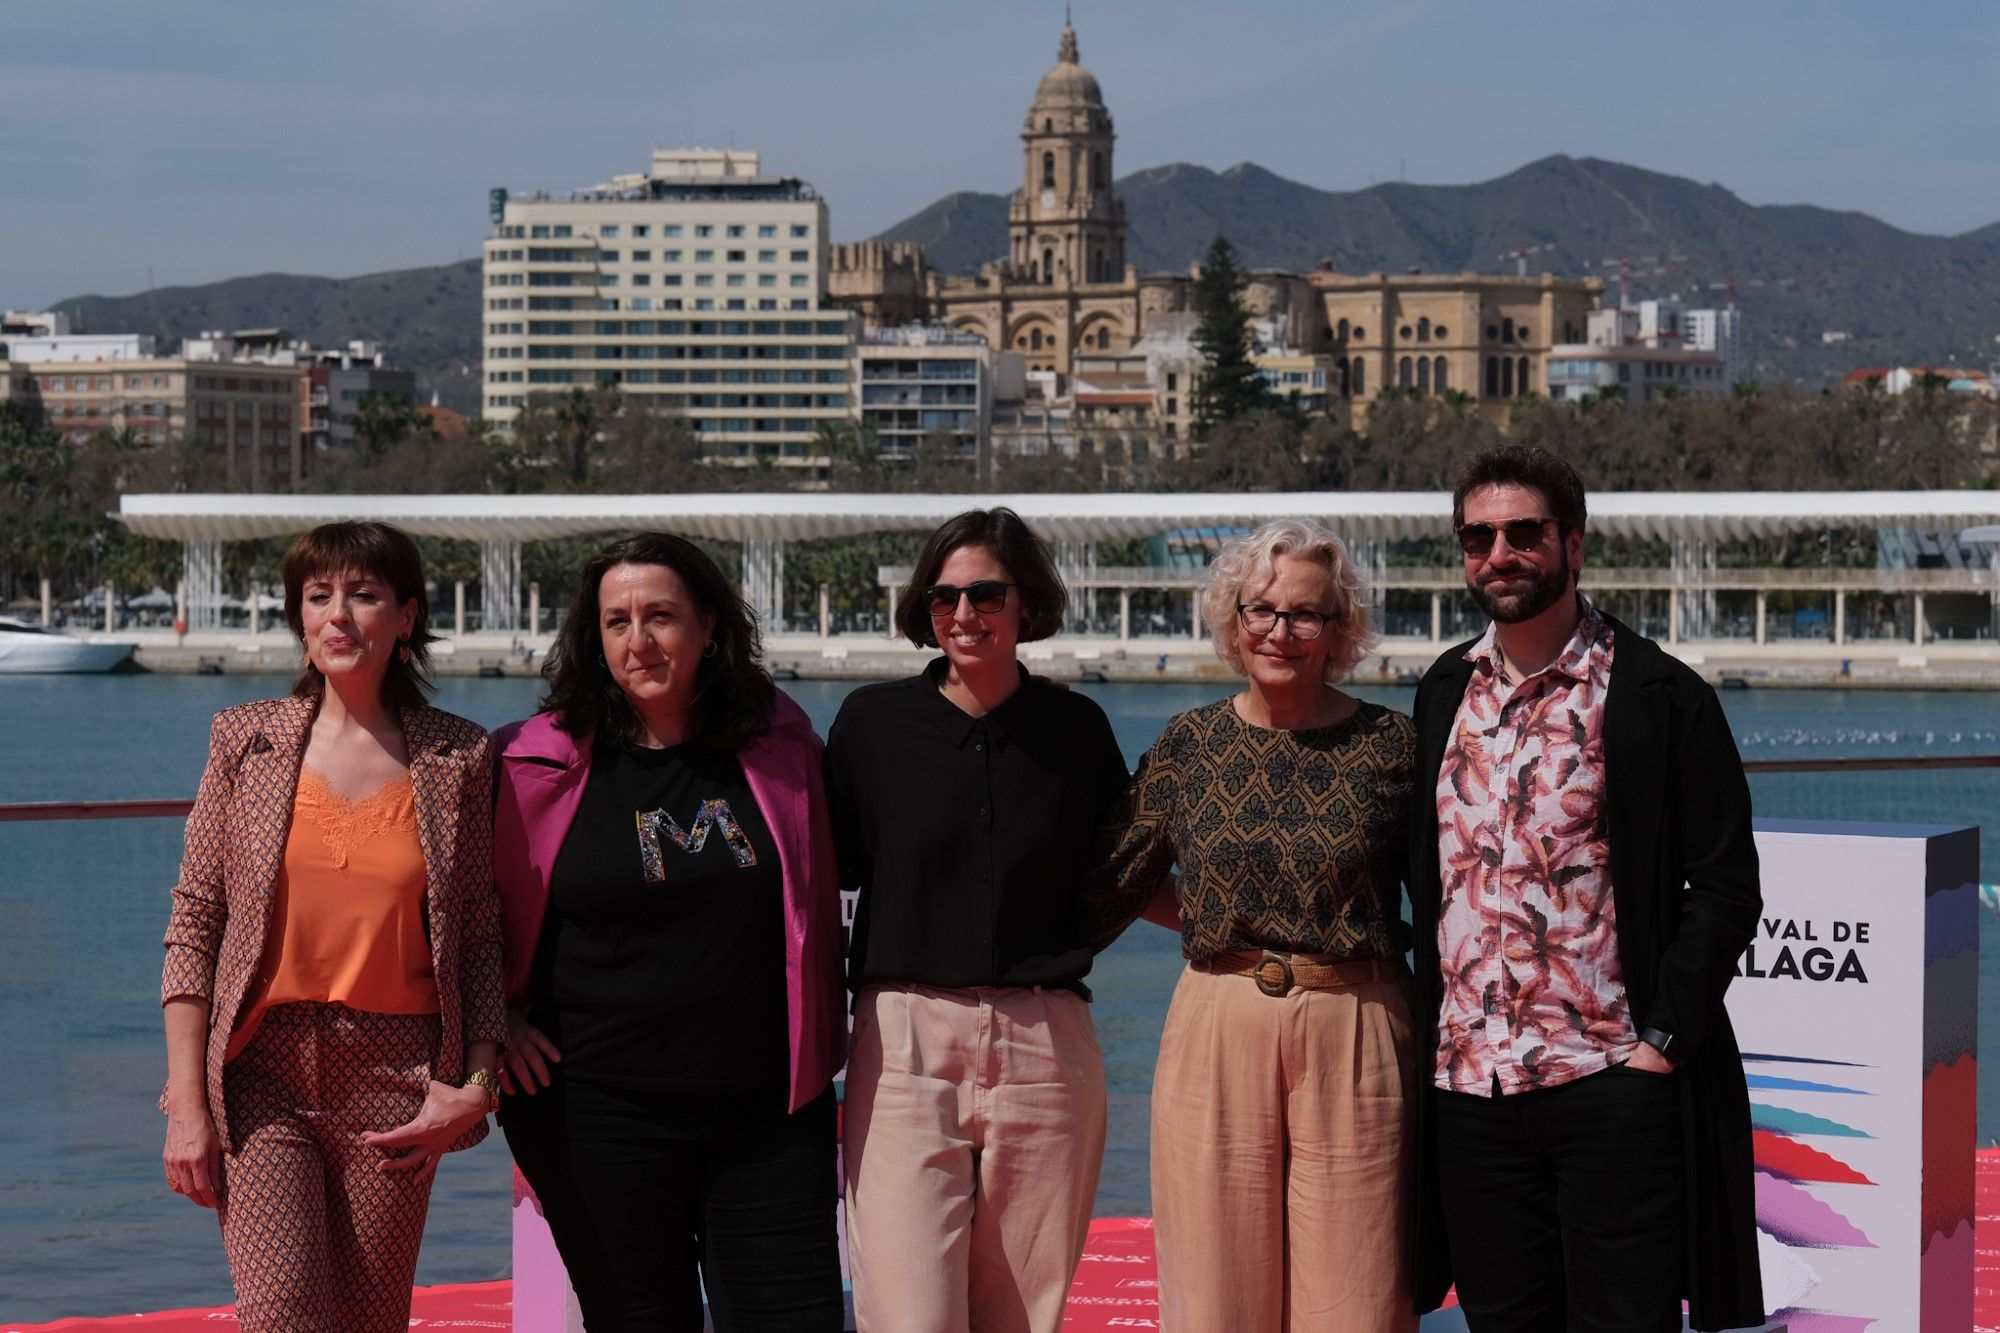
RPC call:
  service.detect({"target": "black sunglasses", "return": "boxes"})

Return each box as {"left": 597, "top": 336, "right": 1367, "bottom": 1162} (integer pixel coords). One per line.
{"left": 923, "top": 580, "right": 1016, "bottom": 617}
{"left": 1455, "top": 517, "right": 1557, "bottom": 558}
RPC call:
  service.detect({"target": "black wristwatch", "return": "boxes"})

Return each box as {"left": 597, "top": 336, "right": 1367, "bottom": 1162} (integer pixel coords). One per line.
{"left": 1638, "top": 1026, "right": 1675, "bottom": 1058}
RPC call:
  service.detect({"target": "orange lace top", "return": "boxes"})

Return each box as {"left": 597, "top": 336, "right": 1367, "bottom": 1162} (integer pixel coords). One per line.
{"left": 225, "top": 767, "right": 440, "bottom": 1060}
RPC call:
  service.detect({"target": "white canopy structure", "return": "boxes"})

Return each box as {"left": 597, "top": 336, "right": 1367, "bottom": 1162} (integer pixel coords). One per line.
{"left": 117, "top": 491, "right": 2000, "bottom": 636}
{"left": 116, "top": 490, "right": 2000, "bottom": 546}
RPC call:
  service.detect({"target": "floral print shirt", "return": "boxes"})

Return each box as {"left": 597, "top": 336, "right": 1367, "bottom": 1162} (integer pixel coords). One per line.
{"left": 1433, "top": 600, "right": 1638, "bottom": 1096}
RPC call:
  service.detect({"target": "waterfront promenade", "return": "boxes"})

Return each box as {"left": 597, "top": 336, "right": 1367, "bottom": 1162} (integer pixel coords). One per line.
{"left": 110, "top": 624, "right": 2000, "bottom": 689}
{"left": 96, "top": 488, "right": 2000, "bottom": 688}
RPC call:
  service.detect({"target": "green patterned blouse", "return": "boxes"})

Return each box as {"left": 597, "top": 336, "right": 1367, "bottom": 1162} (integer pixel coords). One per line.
{"left": 1084, "top": 696, "right": 1415, "bottom": 961}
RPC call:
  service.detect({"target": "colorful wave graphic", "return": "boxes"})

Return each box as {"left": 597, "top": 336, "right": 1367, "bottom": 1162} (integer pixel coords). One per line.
{"left": 1755, "top": 1172, "right": 1875, "bottom": 1249}
{"left": 1920, "top": 1214, "right": 1975, "bottom": 1330}
{"left": 1751, "top": 1103, "right": 1872, "bottom": 1139}
{"left": 1768, "top": 1313, "right": 1878, "bottom": 1333}
{"left": 1746, "top": 1072, "right": 1868, "bottom": 1096}
{"left": 1921, "top": 1053, "right": 1977, "bottom": 1251}
{"left": 1754, "top": 1131, "right": 1876, "bottom": 1185}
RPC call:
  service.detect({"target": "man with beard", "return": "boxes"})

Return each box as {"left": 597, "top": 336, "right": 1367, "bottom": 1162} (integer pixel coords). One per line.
{"left": 1405, "top": 446, "right": 1766, "bottom": 1332}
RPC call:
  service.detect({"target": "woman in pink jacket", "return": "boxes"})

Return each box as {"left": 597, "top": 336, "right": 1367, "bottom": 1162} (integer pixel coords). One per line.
{"left": 490, "top": 532, "right": 846, "bottom": 1332}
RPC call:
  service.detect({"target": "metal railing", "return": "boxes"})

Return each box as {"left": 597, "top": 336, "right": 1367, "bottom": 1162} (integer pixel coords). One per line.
{"left": 875, "top": 565, "right": 2000, "bottom": 594}
{"left": 3, "top": 756, "right": 1997, "bottom": 824}
{"left": 0, "top": 798, "right": 196, "bottom": 823}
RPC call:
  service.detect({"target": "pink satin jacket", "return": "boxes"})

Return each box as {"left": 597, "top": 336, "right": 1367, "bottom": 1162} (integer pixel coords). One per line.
{"left": 490, "top": 689, "right": 847, "bottom": 1113}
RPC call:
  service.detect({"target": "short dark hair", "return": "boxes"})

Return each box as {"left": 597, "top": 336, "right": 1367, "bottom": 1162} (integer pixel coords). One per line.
{"left": 893, "top": 508, "right": 1068, "bottom": 648}
{"left": 1451, "top": 445, "right": 1588, "bottom": 534}
{"left": 282, "top": 521, "right": 436, "bottom": 715}
{"left": 539, "top": 532, "right": 774, "bottom": 753}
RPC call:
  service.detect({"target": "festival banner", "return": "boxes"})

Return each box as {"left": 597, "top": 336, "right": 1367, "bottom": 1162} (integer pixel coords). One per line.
{"left": 1731, "top": 821, "right": 1978, "bottom": 1333}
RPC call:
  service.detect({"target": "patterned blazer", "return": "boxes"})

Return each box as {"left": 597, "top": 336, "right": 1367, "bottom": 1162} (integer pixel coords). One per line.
{"left": 161, "top": 695, "right": 508, "bottom": 1153}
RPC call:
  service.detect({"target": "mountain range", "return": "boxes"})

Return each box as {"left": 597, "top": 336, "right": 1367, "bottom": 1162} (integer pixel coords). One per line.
{"left": 43, "top": 155, "right": 2000, "bottom": 412}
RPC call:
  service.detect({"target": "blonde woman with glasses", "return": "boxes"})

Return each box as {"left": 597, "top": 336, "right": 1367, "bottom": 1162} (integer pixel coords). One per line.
{"left": 1085, "top": 518, "right": 1419, "bottom": 1333}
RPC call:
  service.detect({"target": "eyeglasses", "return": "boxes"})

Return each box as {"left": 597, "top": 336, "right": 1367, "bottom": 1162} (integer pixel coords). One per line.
{"left": 1455, "top": 517, "right": 1557, "bottom": 558}
{"left": 1237, "top": 604, "right": 1329, "bottom": 640}
{"left": 923, "top": 580, "right": 1016, "bottom": 617}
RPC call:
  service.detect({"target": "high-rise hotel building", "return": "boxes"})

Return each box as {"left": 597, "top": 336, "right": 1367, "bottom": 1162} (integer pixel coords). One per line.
{"left": 482, "top": 149, "right": 855, "bottom": 472}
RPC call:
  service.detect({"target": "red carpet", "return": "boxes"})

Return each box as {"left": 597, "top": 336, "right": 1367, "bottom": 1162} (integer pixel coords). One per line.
{"left": 13, "top": 1146, "right": 2000, "bottom": 1330}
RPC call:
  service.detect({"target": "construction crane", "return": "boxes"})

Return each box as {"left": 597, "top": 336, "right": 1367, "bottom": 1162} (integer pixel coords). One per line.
{"left": 1496, "top": 239, "right": 1563, "bottom": 276}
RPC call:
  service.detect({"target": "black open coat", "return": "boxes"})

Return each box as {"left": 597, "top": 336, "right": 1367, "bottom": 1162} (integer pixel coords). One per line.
{"left": 1407, "top": 612, "right": 1766, "bottom": 1332}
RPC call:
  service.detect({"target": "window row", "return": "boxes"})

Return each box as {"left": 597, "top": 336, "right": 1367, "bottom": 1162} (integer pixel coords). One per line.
{"left": 503, "top": 297, "right": 821, "bottom": 313}
{"left": 859, "top": 384, "right": 980, "bottom": 405}
{"left": 494, "top": 369, "right": 845, "bottom": 386}
{"left": 501, "top": 222, "right": 813, "bottom": 241}
{"left": 45, "top": 401, "right": 184, "bottom": 418}
{"left": 516, "top": 318, "right": 848, "bottom": 337}
{"left": 521, "top": 345, "right": 849, "bottom": 362}
{"left": 1395, "top": 356, "right": 1451, "bottom": 394}
{"left": 859, "top": 360, "right": 979, "bottom": 381}
{"left": 1484, "top": 356, "right": 1535, "bottom": 397}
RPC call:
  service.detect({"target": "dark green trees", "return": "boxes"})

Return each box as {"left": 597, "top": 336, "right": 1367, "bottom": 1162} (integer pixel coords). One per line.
{"left": 1189, "top": 235, "right": 1272, "bottom": 437}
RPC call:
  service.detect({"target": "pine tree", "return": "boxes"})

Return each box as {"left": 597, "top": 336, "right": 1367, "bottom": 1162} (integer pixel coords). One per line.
{"left": 1189, "top": 234, "right": 1271, "bottom": 438}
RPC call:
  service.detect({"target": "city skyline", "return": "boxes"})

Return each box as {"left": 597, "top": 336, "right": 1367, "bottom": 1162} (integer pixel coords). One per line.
{"left": 5, "top": 0, "right": 1998, "bottom": 311}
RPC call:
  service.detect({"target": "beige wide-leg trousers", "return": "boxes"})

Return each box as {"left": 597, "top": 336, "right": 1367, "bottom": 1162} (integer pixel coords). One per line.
{"left": 1150, "top": 963, "right": 1418, "bottom": 1333}
{"left": 843, "top": 981, "right": 1107, "bottom": 1333}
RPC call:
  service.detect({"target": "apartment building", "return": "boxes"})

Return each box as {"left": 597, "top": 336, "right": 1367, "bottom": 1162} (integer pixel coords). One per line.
{"left": 483, "top": 149, "right": 855, "bottom": 473}
{"left": 1547, "top": 299, "right": 1733, "bottom": 404}
{"left": 302, "top": 342, "right": 418, "bottom": 456}
{"left": 856, "top": 326, "right": 1023, "bottom": 468}
{"left": 3, "top": 329, "right": 306, "bottom": 489}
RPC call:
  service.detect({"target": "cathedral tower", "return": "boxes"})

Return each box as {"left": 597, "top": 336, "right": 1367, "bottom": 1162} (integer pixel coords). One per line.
{"left": 1008, "top": 21, "right": 1126, "bottom": 287}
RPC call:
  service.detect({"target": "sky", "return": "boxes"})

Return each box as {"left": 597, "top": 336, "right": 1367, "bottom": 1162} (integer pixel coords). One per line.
{"left": 5, "top": 0, "right": 1998, "bottom": 310}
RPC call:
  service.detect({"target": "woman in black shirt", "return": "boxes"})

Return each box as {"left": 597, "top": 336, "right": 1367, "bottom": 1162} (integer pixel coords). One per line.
{"left": 493, "top": 533, "right": 847, "bottom": 1333}
{"left": 826, "top": 508, "right": 1128, "bottom": 1333}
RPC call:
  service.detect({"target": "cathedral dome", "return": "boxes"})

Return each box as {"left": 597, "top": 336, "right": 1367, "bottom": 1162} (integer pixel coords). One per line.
{"left": 1032, "top": 25, "right": 1104, "bottom": 109}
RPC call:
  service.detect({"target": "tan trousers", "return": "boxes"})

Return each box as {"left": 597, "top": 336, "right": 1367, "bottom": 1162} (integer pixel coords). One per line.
{"left": 1151, "top": 963, "right": 1417, "bottom": 1333}
{"left": 843, "top": 982, "right": 1107, "bottom": 1333}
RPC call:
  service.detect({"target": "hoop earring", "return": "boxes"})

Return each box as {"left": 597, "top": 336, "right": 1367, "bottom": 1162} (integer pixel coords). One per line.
{"left": 703, "top": 640, "right": 718, "bottom": 658}
{"left": 397, "top": 638, "right": 412, "bottom": 664}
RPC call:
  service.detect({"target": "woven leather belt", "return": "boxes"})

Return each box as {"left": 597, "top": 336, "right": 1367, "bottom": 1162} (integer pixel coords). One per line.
{"left": 1196, "top": 950, "right": 1406, "bottom": 997}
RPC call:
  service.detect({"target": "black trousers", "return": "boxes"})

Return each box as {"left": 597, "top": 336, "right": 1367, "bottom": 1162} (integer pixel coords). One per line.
{"left": 1434, "top": 1062, "right": 1685, "bottom": 1333}
{"left": 504, "top": 1080, "right": 844, "bottom": 1333}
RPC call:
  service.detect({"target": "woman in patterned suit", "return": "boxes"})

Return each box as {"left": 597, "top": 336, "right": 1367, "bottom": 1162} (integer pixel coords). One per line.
{"left": 1085, "top": 518, "right": 1419, "bottom": 1333}
{"left": 159, "top": 521, "right": 506, "bottom": 1333}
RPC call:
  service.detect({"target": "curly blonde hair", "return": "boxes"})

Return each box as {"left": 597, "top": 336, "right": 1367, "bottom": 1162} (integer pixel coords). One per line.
{"left": 1199, "top": 518, "right": 1378, "bottom": 685}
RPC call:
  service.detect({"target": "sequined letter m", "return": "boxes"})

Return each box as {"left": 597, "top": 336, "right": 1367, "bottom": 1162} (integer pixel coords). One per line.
{"left": 634, "top": 799, "right": 759, "bottom": 883}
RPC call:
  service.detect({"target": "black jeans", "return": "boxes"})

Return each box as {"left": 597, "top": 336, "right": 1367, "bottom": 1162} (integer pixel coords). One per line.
{"left": 1434, "top": 1062, "right": 1686, "bottom": 1333}
{"left": 504, "top": 1080, "right": 843, "bottom": 1333}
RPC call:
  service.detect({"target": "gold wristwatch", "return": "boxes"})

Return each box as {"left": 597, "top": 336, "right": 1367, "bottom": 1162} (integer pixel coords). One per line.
{"left": 462, "top": 1068, "right": 502, "bottom": 1111}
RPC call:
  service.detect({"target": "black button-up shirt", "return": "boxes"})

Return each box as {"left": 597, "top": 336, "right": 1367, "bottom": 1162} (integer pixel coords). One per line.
{"left": 825, "top": 658, "right": 1129, "bottom": 994}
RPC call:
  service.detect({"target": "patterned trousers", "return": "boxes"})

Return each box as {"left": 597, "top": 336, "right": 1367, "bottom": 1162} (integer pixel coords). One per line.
{"left": 219, "top": 1002, "right": 442, "bottom": 1333}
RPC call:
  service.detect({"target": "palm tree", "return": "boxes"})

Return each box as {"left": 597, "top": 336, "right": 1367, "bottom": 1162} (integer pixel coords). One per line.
{"left": 555, "top": 387, "right": 600, "bottom": 484}
{"left": 351, "top": 392, "right": 429, "bottom": 462}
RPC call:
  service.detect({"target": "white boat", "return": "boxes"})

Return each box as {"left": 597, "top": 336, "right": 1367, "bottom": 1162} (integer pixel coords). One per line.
{"left": 0, "top": 616, "right": 137, "bottom": 673}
